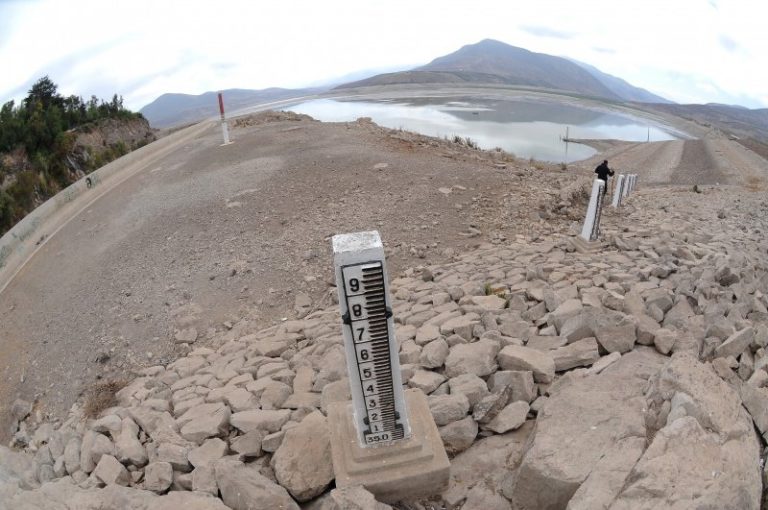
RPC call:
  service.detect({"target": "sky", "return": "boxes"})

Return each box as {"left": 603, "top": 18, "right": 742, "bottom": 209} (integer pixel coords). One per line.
{"left": 1, "top": 0, "right": 767, "bottom": 111}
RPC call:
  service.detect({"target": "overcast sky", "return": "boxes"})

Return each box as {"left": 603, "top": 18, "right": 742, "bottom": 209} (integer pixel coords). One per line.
{"left": 1, "top": 0, "right": 766, "bottom": 110}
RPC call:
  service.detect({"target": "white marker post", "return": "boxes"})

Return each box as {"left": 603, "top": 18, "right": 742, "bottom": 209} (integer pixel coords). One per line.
{"left": 327, "top": 231, "right": 449, "bottom": 502}
{"left": 622, "top": 173, "right": 631, "bottom": 199}
{"left": 332, "top": 231, "right": 410, "bottom": 446}
{"left": 612, "top": 174, "right": 625, "bottom": 208}
{"left": 580, "top": 179, "right": 606, "bottom": 242}
{"left": 218, "top": 92, "right": 232, "bottom": 146}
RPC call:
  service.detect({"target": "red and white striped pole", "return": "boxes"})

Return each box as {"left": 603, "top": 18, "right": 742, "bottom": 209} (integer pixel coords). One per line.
{"left": 218, "top": 92, "right": 232, "bottom": 145}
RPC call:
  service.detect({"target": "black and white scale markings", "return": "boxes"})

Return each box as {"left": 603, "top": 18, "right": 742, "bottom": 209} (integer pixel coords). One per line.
{"left": 590, "top": 183, "right": 605, "bottom": 241}
{"left": 341, "top": 261, "right": 406, "bottom": 444}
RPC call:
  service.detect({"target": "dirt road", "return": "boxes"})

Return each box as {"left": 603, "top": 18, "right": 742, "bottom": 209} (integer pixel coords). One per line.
{"left": 577, "top": 137, "right": 766, "bottom": 188}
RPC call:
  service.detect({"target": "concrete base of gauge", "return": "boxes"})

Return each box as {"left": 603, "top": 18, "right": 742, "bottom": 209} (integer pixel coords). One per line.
{"left": 571, "top": 235, "right": 602, "bottom": 253}
{"left": 327, "top": 388, "right": 450, "bottom": 503}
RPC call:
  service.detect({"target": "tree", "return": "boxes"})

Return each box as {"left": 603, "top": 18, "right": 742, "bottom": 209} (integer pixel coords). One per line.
{"left": 24, "top": 76, "right": 61, "bottom": 111}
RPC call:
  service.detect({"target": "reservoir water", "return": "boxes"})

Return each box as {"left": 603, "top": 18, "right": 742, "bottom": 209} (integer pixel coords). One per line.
{"left": 284, "top": 96, "right": 680, "bottom": 163}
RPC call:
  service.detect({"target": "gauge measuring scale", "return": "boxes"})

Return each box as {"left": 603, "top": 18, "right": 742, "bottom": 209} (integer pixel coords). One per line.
{"left": 333, "top": 231, "right": 411, "bottom": 447}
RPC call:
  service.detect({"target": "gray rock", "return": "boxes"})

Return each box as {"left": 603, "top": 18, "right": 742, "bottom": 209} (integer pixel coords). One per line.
{"left": 463, "top": 482, "right": 512, "bottom": 510}
{"left": 89, "top": 433, "right": 115, "bottom": 467}
{"left": 93, "top": 454, "right": 130, "bottom": 486}
{"left": 115, "top": 417, "right": 147, "bottom": 467}
{"left": 230, "top": 429, "right": 266, "bottom": 458}
{"left": 128, "top": 407, "right": 188, "bottom": 446}
{"left": 178, "top": 403, "right": 231, "bottom": 444}
{"left": 156, "top": 443, "right": 191, "bottom": 472}
{"left": 191, "top": 465, "right": 218, "bottom": 495}
{"left": 662, "top": 298, "right": 696, "bottom": 329}
{"left": 611, "top": 417, "right": 759, "bottom": 509}
{"left": 588, "top": 310, "right": 636, "bottom": 353}
{"left": 63, "top": 437, "right": 81, "bottom": 475}
{"left": 448, "top": 373, "right": 490, "bottom": 407}
{"left": 643, "top": 288, "right": 674, "bottom": 313}
{"left": 472, "top": 386, "right": 512, "bottom": 424}
{"left": 420, "top": 338, "right": 450, "bottom": 368}
{"left": 741, "top": 384, "right": 768, "bottom": 442}
{"left": 271, "top": 411, "right": 333, "bottom": 502}
{"left": 317, "top": 486, "right": 393, "bottom": 510}
{"left": 566, "top": 437, "right": 647, "bottom": 510}
{"left": 653, "top": 328, "right": 677, "bottom": 355}
{"left": 0, "top": 445, "right": 39, "bottom": 490}
{"left": 560, "top": 313, "right": 594, "bottom": 343}
{"left": 188, "top": 438, "right": 228, "bottom": 468}
{"left": 91, "top": 415, "right": 122, "bottom": 436}
{"left": 438, "top": 416, "right": 478, "bottom": 454}
{"left": 497, "top": 345, "right": 555, "bottom": 383}
{"left": 484, "top": 401, "right": 529, "bottom": 434}
{"left": 428, "top": 393, "right": 470, "bottom": 426}
{"left": 441, "top": 423, "right": 534, "bottom": 508}
{"left": 320, "top": 378, "right": 351, "bottom": 414}
{"left": 611, "top": 352, "right": 762, "bottom": 509}
{"left": 715, "top": 327, "right": 754, "bottom": 359}
{"left": 408, "top": 369, "right": 446, "bottom": 394}
{"left": 215, "top": 460, "right": 299, "bottom": 510}
{"left": 488, "top": 371, "right": 536, "bottom": 403}
{"left": 261, "top": 431, "right": 285, "bottom": 453}
{"left": 506, "top": 349, "right": 665, "bottom": 509}
{"left": 144, "top": 461, "right": 173, "bottom": 492}
{"left": 444, "top": 339, "right": 500, "bottom": 378}
{"left": 549, "top": 299, "right": 583, "bottom": 333}
{"left": 230, "top": 409, "right": 290, "bottom": 434}
{"left": 79, "top": 430, "right": 98, "bottom": 475}
{"left": 223, "top": 387, "right": 260, "bottom": 412}
{"left": 551, "top": 338, "right": 600, "bottom": 371}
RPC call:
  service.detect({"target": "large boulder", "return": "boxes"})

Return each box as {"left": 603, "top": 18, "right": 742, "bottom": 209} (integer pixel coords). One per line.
{"left": 215, "top": 460, "right": 299, "bottom": 510}
{"left": 609, "top": 353, "right": 762, "bottom": 509}
{"left": 440, "top": 422, "right": 534, "bottom": 508}
{"left": 505, "top": 349, "right": 665, "bottom": 510}
{"left": 271, "top": 411, "right": 334, "bottom": 502}
{"left": 609, "top": 417, "right": 759, "bottom": 510}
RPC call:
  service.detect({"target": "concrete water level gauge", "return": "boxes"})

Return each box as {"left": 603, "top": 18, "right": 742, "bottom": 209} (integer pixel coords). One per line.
{"left": 332, "top": 231, "right": 411, "bottom": 447}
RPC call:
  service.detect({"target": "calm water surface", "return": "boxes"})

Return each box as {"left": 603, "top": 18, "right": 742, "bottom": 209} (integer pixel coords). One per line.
{"left": 285, "top": 97, "right": 679, "bottom": 163}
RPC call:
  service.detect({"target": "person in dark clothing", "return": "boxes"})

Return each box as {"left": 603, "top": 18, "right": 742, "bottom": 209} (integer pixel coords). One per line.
{"left": 594, "top": 160, "right": 614, "bottom": 195}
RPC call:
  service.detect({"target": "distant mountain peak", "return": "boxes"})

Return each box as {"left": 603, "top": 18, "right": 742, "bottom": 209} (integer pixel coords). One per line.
{"left": 338, "top": 40, "right": 673, "bottom": 105}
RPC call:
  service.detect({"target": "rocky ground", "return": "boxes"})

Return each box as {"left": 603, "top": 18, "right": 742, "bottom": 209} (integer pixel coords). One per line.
{"left": 3, "top": 174, "right": 768, "bottom": 508}
{"left": 2, "top": 108, "right": 768, "bottom": 509}
{"left": 0, "top": 111, "right": 586, "bottom": 442}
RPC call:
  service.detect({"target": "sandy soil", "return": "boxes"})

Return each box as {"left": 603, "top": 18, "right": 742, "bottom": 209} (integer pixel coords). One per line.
{"left": 0, "top": 105, "right": 766, "bottom": 441}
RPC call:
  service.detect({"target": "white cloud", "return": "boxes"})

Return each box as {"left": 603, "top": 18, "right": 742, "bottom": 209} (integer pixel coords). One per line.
{"left": 0, "top": 0, "right": 766, "bottom": 109}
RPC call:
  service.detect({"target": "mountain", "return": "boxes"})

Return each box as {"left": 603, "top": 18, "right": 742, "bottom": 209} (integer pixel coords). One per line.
{"left": 139, "top": 87, "right": 325, "bottom": 128}
{"left": 337, "top": 39, "right": 671, "bottom": 104}
{"left": 567, "top": 59, "right": 672, "bottom": 104}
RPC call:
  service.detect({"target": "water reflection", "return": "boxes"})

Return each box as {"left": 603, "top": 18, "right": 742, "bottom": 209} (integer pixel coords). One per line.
{"left": 285, "top": 97, "right": 678, "bottom": 163}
